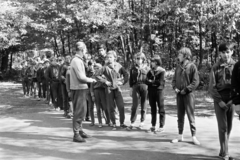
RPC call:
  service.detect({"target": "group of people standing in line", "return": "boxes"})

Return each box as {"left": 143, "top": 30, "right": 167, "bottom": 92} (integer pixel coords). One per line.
{"left": 21, "top": 41, "right": 239, "bottom": 160}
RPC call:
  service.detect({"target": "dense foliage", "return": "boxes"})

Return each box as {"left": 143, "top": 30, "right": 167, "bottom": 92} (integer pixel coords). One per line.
{"left": 1, "top": 0, "right": 240, "bottom": 73}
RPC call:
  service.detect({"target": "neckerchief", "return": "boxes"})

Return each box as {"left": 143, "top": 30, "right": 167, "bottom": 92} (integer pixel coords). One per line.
{"left": 135, "top": 64, "right": 144, "bottom": 81}
{"left": 220, "top": 62, "right": 234, "bottom": 83}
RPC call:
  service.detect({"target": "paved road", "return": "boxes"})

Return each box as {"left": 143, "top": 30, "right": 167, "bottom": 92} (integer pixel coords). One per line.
{"left": 0, "top": 83, "right": 240, "bottom": 160}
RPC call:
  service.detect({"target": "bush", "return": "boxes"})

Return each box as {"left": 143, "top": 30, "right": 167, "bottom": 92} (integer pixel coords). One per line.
{"left": 1, "top": 69, "right": 21, "bottom": 82}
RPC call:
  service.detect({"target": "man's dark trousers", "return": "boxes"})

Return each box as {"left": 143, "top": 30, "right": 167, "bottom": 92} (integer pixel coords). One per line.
{"left": 131, "top": 84, "right": 148, "bottom": 123}
{"left": 106, "top": 88, "right": 125, "bottom": 125}
{"left": 72, "top": 89, "right": 88, "bottom": 133}
{"left": 214, "top": 91, "right": 234, "bottom": 157}
{"left": 148, "top": 88, "right": 165, "bottom": 127}
{"left": 176, "top": 93, "right": 196, "bottom": 136}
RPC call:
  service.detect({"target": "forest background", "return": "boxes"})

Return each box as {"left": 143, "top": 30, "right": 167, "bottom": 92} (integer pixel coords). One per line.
{"left": 0, "top": 0, "right": 240, "bottom": 85}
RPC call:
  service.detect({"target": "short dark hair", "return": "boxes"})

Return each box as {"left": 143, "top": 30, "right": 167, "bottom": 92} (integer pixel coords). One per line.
{"left": 151, "top": 55, "right": 162, "bottom": 66}
{"left": 219, "top": 43, "right": 234, "bottom": 52}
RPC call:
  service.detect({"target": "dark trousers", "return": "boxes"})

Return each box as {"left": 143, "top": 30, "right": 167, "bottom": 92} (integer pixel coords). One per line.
{"left": 72, "top": 89, "right": 88, "bottom": 134}
{"left": 148, "top": 89, "right": 165, "bottom": 127}
{"left": 50, "top": 81, "right": 61, "bottom": 108}
{"left": 106, "top": 87, "right": 125, "bottom": 125}
{"left": 214, "top": 92, "right": 234, "bottom": 157}
{"left": 86, "top": 91, "right": 95, "bottom": 124}
{"left": 94, "top": 88, "right": 110, "bottom": 124}
{"left": 131, "top": 84, "right": 148, "bottom": 123}
{"left": 22, "top": 79, "right": 29, "bottom": 95}
{"left": 37, "top": 81, "right": 43, "bottom": 98}
{"left": 176, "top": 93, "right": 196, "bottom": 136}
{"left": 42, "top": 80, "right": 47, "bottom": 98}
{"left": 26, "top": 78, "right": 32, "bottom": 95}
{"left": 61, "top": 83, "right": 69, "bottom": 112}
{"left": 46, "top": 81, "right": 51, "bottom": 102}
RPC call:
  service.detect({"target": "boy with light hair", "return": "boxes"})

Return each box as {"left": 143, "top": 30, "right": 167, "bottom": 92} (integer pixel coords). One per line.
{"left": 172, "top": 47, "right": 200, "bottom": 145}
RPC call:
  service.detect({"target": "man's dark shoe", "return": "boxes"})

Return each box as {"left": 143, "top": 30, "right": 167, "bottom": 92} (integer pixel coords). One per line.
{"left": 79, "top": 131, "right": 92, "bottom": 138}
{"left": 73, "top": 134, "right": 86, "bottom": 143}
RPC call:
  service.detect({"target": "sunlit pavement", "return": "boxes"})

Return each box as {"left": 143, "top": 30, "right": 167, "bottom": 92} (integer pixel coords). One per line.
{"left": 0, "top": 110, "right": 240, "bottom": 160}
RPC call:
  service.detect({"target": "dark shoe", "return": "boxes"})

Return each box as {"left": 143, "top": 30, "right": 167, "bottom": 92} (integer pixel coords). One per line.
{"left": 120, "top": 124, "right": 128, "bottom": 128}
{"left": 85, "top": 118, "right": 91, "bottom": 122}
{"left": 66, "top": 113, "right": 73, "bottom": 119}
{"left": 79, "top": 131, "right": 92, "bottom": 138}
{"left": 146, "top": 127, "right": 155, "bottom": 133}
{"left": 220, "top": 155, "right": 235, "bottom": 160}
{"left": 73, "top": 134, "right": 86, "bottom": 143}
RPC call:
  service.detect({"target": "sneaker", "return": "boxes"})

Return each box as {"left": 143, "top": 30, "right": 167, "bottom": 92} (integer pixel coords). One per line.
{"left": 112, "top": 124, "right": 117, "bottom": 131}
{"left": 55, "top": 107, "right": 60, "bottom": 111}
{"left": 138, "top": 122, "right": 144, "bottom": 129}
{"left": 192, "top": 137, "right": 200, "bottom": 145}
{"left": 154, "top": 127, "right": 164, "bottom": 134}
{"left": 37, "top": 97, "right": 41, "bottom": 101}
{"left": 98, "top": 124, "right": 103, "bottom": 128}
{"left": 171, "top": 135, "right": 184, "bottom": 143}
{"left": 146, "top": 127, "right": 155, "bottom": 133}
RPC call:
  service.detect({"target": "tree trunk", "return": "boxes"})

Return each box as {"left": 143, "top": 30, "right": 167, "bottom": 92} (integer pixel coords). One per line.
{"left": 120, "top": 35, "right": 128, "bottom": 68}
{"left": 127, "top": 34, "right": 133, "bottom": 62}
{"left": 1, "top": 49, "right": 9, "bottom": 72}
{"left": 67, "top": 32, "right": 71, "bottom": 55}
{"left": 199, "top": 20, "right": 203, "bottom": 69}
{"left": 60, "top": 31, "right": 65, "bottom": 56}
{"left": 54, "top": 36, "right": 59, "bottom": 56}
{"left": 10, "top": 51, "right": 13, "bottom": 71}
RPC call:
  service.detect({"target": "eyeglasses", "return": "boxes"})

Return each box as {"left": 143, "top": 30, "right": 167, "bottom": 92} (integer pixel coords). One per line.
{"left": 136, "top": 58, "right": 141, "bottom": 60}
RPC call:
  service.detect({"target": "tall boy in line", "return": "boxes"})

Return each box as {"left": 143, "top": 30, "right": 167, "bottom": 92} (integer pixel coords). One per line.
{"left": 96, "top": 51, "right": 128, "bottom": 130}
{"left": 172, "top": 47, "right": 200, "bottom": 145}
{"left": 145, "top": 55, "right": 166, "bottom": 133}
{"left": 209, "top": 43, "right": 235, "bottom": 160}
